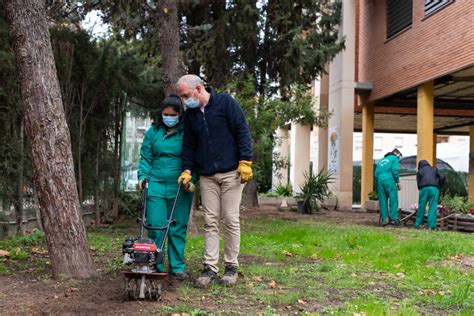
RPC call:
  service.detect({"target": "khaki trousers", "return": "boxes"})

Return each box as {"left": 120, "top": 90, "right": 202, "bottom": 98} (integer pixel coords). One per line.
{"left": 200, "top": 170, "right": 244, "bottom": 273}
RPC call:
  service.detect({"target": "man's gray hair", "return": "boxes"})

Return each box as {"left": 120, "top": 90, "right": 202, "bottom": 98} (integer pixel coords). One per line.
{"left": 176, "top": 74, "right": 204, "bottom": 89}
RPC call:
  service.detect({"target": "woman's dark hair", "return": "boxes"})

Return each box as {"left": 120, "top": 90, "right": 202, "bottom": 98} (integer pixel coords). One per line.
{"left": 155, "top": 94, "right": 184, "bottom": 127}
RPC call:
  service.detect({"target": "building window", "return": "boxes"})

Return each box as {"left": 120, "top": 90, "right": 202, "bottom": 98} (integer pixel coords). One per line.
{"left": 355, "top": 137, "right": 362, "bottom": 151}
{"left": 395, "top": 137, "right": 403, "bottom": 149}
{"left": 375, "top": 137, "right": 383, "bottom": 152}
{"left": 424, "top": 0, "right": 452, "bottom": 16}
{"left": 386, "top": 0, "right": 413, "bottom": 39}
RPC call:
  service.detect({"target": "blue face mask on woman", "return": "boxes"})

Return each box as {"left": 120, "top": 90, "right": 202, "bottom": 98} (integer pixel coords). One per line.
{"left": 162, "top": 115, "right": 180, "bottom": 128}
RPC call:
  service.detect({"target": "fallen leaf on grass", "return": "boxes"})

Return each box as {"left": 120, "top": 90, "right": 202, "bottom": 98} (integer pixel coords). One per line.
{"left": 417, "top": 289, "right": 436, "bottom": 295}
{"left": 268, "top": 280, "right": 281, "bottom": 289}
{"left": 396, "top": 272, "right": 405, "bottom": 279}
{"left": 283, "top": 250, "right": 294, "bottom": 257}
{"left": 31, "top": 247, "right": 48, "bottom": 255}
{"left": 250, "top": 276, "right": 263, "bottom": 282}
{"left": 297, "top": 299, "right": 307, "bottom": 305}
{"left": 0, "top": 250, "right": 10, "bottom": 258}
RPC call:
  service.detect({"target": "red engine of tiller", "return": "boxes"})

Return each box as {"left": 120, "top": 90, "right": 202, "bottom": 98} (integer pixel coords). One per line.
{"left": 123, "top": 238, "right": 162, "bottom": 266}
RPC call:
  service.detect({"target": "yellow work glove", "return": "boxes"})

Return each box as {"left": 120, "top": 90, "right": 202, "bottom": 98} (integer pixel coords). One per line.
{"left": 178, "top": 170, "right": 192, "bottom": 185}
{"left": 237, "top": 160, "right": 253, "bottom": 183}
{"left": 185, "top": 182, "right": 196, "bottom": 193}
{"left": 137, "top": 179, "right": 144, "bottom": 192}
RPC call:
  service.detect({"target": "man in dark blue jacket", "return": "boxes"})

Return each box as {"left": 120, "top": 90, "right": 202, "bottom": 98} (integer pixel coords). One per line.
{"left": 176, "top": 74, "right": 253, "bottom": 288}
{"left": 416, "top": 160, "right": 446, "bottom": 230}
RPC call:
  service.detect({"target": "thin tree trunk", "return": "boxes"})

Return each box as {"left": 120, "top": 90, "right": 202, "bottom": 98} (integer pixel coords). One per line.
{"left": 77, "top": 88, "right": 83, "bottom": 204}
{"left": 5, "top": 0, "right": 94, "bottom": 279}
{"left": 94, "top": 140, "right": 100, "bottom": 225}
{"left": 242, "top": 179, "right": 259, "bottom": 208}
{"left": 110, "top": 98, "right": 120, "bottom": 221}
{"left": 157, "top": 0, "right": 183, "bottom": 96}
{"left": 110, "top": 93, "right": 126, "bottom": 221}
{"left": 102, "top": 133, "right": 110, "bottom": 217}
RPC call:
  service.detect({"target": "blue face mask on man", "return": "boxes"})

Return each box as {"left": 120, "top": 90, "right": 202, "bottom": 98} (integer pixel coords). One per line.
{"left": 162, "top": 115, "right": 180, "bottom": 128}
{"left": 184, "top": 88, "right": 200, "bottom": 109}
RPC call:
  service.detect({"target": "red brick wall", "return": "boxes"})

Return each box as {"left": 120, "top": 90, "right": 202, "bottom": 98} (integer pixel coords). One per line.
{"left": 358, "top": 0, "right": 474, "bottom": 102}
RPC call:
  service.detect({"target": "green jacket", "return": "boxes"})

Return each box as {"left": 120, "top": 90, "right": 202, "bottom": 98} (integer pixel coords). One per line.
{"left": 374, "top": 152, "right": 400, "bottom": 183}
{"left": 138, "top": 123, "right": 197, "bottom": 198}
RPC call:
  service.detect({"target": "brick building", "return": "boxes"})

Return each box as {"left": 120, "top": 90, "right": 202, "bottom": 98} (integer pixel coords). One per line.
{"left": 273, "top": 0, "right": 474, "bottom": 210}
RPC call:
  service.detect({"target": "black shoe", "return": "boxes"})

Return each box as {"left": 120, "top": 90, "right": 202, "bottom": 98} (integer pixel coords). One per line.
{"left": 195, "top": 265, "right": 217, "bottom": 288}
{"left": 389, "top": 220, "right": 400, "bottom": 226}
{"left": 221, "top": 265, "right": 238, "bottom": 286}
{"left": 171, "top": 272, "right": 189, "bottom": 281}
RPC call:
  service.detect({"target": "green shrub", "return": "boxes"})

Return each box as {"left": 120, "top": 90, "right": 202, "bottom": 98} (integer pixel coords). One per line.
{"left": 274, "top": 182, "right": 293, "bottom": 197}
{"left": 440, "top": 195, "right": 473, "bottom": 214}
{"left": 368, "top": 191, "right": 378, "bottom": 201}
{"left": 119, "top": 191, "right": 143, "bottom": 218}
{"left": 297, "top": 169, "right": 333, "bottom": 213}
{"left": 353, "top": 166, "right": 361, "bottom": 203}
{"left": 441, "top": 169, "right": 467, "bottom": 198}
{"left": 352, "top": 165, "right": 378, "bottom": 203}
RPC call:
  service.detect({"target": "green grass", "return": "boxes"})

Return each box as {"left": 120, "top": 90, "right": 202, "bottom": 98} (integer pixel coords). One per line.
{"left": 171, "top": 217, "right": 474, "bottom": 314}
{"left": 1, "top": 215, "right": 473, "bottom": 314}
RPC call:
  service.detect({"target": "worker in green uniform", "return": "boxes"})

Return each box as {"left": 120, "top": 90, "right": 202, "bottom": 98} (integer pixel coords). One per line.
{"left": 416, "top": 160, "right": 445, "bottom": 230}
{"left": 374, "top": 148, "right": 402, "bottom": 226}
{"left": 137, "top": 95, "right": 196, "bottom": 280}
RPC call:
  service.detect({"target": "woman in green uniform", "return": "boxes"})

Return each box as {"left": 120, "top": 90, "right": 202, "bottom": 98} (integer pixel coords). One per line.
{"left": 137, "top": 95, "right": 196, "bottom": 280}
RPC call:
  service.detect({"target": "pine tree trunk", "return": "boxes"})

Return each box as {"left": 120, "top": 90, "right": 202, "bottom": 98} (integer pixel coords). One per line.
{"left": 5, "top": 0, "right": 94, "bottom": 279}
{"left": 157, "top": 0, "right": 182, "bottom": 96}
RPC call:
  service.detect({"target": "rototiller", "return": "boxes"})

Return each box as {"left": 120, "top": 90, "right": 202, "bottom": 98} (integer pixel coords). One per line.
{"left": 122, "top": 178, "right": 181, "bottom": 300}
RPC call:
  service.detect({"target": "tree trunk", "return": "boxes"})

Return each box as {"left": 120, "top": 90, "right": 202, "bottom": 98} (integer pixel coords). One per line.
{"left": 77, "top": 88, "right": 83, "bottom": 204}
{"left": 157, "top": 0, "right": 183, "bottom": 96}
{"left": 5, "top": 0, "right": 94, "bottom": 279}
{"left": 94, "top": 140, "right": 100, "bottom": 225}
{"left": 110, "top": 93, "right": 125, "bottom": 221}
{"left": 110, "top": 98, "right": 120, "bottom": 220}
{"left": 102, "top": 133, "right": 110, "bottom": 218}
{"left": 14, "top": 116, "right": 24, "bottom": 235}
{"left": 241, "top": 179, "right": 259, "bottom": 208}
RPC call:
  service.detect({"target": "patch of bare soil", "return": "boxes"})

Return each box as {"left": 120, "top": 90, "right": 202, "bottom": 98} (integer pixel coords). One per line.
{"left": 0, "top": 208, "right": 380, "bottom": 314}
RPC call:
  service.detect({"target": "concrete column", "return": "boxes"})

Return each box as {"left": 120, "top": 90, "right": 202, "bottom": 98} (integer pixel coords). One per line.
{"left": 469, "top": 126, "right": 474, "bottom": 203}
{"left": 361, "top": 102, "right": 374, "bottom": 207}
{"left": 272, "top": 127, "right": 290, "bottom": 187}
{"left": 432, "top": 133, "right": 437, "bottom": 167}
{"left": 327, "top": 0, "right": 356, "bottom": 211}
{"left": 318, "top": 70, "right": 329, "bottom": 171}
{"left": 290, "top": 122, "right": 311, "bottom": 194}
{"left": 417, "top": 81, "right": 434, "bottom": 165}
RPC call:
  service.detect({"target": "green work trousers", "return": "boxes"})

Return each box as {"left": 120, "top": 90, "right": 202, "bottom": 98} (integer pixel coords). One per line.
{"left": 377, "top": 179, "right": 399, "bottom": 223}
{"left": 146, "top": 192, "right": 193, "bottom": 273}
{"left": 416, "top": 186, "right": 439, "bottom": 230}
